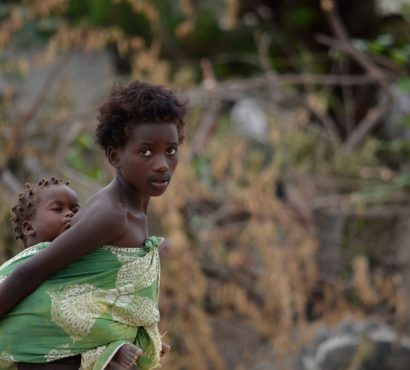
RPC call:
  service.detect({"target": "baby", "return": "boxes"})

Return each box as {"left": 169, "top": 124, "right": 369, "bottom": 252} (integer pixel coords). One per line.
{"left": 1, "top": 177, "right": 153, "bottom": 369}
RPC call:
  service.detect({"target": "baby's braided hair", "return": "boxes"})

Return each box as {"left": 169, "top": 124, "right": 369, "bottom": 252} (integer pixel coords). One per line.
{"left": 11, "top": 177, "right": 69, "bottom": 246}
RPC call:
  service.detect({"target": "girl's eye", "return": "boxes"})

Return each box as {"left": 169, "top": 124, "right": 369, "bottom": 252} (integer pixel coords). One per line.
{"left": 167, "top": 147, "right": 178, "bottom": 155}
{"left": 140, "top": 149, "right": 152, "bottom": 157}
{"left": 51, "top": 207, "right": 62, "bottom": 213}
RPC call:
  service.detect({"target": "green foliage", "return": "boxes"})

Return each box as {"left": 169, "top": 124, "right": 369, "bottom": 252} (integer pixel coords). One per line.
{"left": 66, "top": 132, "right": 106, "bottom": 181}
{"left": 404, "top": 3, "right": 410, "bottom": 21}
{"left": 357, "top": 174, "right": 410, "bottom": 201}
{"left": 353, "top": 34, "right": 410, "bottom": 65}
{"left": 193, "top": 156, "right": 213, "bottom": 186}
{"left": 0, "top": 1, "right": 409, "bottom": 368}
{"left": 277, "top": 128, "right": 380, "bottom": 180}
{"left": 283, "top": 5, "right": 317, "bottom": 31}
{"left": 66, "top": 0, "right": 152, "bottom": 38}
{"left": 10, "top": 18, "right": 49, "bottom": 48}
{"left": 395, "top": 77, "right": 410, "bottom": 93}
{"left": 380, "top": 135, "right": 410, "bottom": 158}
{"left": 0, "top": 4, "right": 9, "bottom": 20}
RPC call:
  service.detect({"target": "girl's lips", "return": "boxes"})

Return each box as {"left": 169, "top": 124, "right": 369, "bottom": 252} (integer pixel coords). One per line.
{"left": 150, "top": 179, "right": 169, "bottom": 191}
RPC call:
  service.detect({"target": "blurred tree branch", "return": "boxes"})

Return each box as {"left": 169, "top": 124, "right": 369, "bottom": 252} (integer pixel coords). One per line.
{"left": 4, "top": 46, "right": 75, "bottom": 175}
{"left": 320, "top": 0, "right": 394, "bottom": 151}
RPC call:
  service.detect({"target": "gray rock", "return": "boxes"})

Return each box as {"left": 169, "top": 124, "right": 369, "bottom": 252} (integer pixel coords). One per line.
{"left": 230, "top": 98, "right": 269, "bottom": 142}
{"left": 304, "top": 319, "right": 410, "bottom": 370}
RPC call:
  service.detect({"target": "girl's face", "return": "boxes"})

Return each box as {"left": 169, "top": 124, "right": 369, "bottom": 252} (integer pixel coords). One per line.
{"left": 114, "top": 123, "right": 179, "bottom": 197}
{"left": 24, "top": 184, "right": 80, "bottom": 245}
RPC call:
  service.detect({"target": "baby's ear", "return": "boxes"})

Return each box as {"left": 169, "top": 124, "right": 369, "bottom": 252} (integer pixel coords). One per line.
{"left": 107, "top": 146, "right": 121, "bottom": 168}
{"left": 22, "top": 220, "right": 35, "bottom": 236}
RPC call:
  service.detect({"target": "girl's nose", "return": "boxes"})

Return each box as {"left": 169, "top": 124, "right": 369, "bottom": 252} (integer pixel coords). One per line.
{"left": 153, "top": 155, "right": 169, "bottom": 172}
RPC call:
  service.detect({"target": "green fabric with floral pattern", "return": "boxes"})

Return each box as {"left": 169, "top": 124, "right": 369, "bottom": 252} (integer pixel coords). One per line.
{"left": 0, "top": 236, "right": 163, "bottom": 370}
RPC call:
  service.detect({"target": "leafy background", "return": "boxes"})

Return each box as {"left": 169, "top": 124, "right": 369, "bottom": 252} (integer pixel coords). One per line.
{"left": 0, "top": 1, "right": 410, "bottom": 369}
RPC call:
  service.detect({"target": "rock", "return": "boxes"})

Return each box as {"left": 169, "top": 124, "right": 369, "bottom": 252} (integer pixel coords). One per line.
{"left": 230, "top": 98, "right": 269, "bottom": 142}
{"left": 303, "top": 318, "right": 410, "bottom": 370}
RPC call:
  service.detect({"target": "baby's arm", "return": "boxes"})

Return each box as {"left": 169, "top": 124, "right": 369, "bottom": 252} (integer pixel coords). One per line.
{"left": 0, "top": 204, "right": 126, "bottom": 319}
{"left": 110, "top": 344, "right": 143, "bottom": 369}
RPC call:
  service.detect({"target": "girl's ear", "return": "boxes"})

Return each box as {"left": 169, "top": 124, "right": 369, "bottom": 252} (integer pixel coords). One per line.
{"left": 107, "top": 146, "right": 121, "bottom": 168}
{"left": 22, "top": 220, "right": 35, "bottom": 237}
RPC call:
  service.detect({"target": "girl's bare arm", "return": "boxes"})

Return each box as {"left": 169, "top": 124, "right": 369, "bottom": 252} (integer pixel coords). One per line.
{"left": 0, "top": 205, "right": 126, "bottom": 319}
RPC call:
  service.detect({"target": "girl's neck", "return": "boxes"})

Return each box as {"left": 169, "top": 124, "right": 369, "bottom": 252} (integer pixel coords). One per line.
{"left": 111, "top": 176, "right": 150, "bottom": 213}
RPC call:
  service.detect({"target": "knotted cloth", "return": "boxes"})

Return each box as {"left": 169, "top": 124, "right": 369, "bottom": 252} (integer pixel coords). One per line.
{"left": 0, "top": 236, "right": 163, "bottom": 370}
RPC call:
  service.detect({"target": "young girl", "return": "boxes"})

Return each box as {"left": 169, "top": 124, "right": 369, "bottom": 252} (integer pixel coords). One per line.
{"left": 0, "top": 177, "right": 146, "bottom": 369}
{"left": 0, "top": 80, "right": 187, "bottom": 370}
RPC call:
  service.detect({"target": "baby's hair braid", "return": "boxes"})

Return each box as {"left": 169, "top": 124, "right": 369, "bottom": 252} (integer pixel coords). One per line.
{"left": 11, "top": 177, "right": 69, "bottom": 246}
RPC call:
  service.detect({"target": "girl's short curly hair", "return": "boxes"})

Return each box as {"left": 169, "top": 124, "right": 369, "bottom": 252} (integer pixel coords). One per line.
{"left": 96, "top": 80, "right": 188, "bottom": 152}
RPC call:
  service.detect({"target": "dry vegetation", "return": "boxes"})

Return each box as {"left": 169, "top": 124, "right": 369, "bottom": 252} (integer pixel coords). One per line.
{"left": 0, "top": 1, "right": 409, "bottom": 369}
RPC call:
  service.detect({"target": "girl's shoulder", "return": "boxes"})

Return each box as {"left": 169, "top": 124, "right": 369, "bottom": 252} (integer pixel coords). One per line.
{"left": 83, "top": 190, "right": 127, "bottom": 218}
{"left": 85, "top": 206, "right": 126, "bottom": 227}
{"left": 75, "top": 193, "right": 128, "bottom": 235}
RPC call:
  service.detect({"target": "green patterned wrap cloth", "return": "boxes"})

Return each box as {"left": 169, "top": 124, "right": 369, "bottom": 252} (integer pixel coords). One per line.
{"left": 0, "top": 236, "right": 163, "bottom": 370}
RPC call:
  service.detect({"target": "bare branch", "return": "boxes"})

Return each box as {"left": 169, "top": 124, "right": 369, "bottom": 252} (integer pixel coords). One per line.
{"left": 187, "top": 59, "right": 223, "bottom": 162}
{"left": 320, "top": 0, "right": 390, "bottom": 87}
{"left": 343, "top": 94, "right": 393, "bottom": 151}
{"left": 320, "top": 0, "right": 394, "bottom": 151}
{"left": 5, "top": 46, "right": 76, "bottom": 169}
{"left": 279, "top": 72, "right": 378, "bottom": 86}
{"left": 256, "top": 33, "right": 341, "bottom": 142}
{"left": 315, "top": 34, "right": 392, "bottom": 88}
{"left": 1, "top": 169, "right": 22, "bottom": 194}
{"left": 188, "top": 73, "right": 380, "bottom": 104}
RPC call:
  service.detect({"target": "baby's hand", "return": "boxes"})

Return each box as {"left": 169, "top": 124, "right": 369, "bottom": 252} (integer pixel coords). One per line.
{"left": 160, "top": 341, "right": 171, "bottom": 358}
{"left": 112, "top": 343, "right": 143, "bottom": 368}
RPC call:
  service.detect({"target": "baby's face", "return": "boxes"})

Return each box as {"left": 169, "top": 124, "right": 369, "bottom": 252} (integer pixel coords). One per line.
{"left": 29, "top": 184, "right": 80, "bottom": 243}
